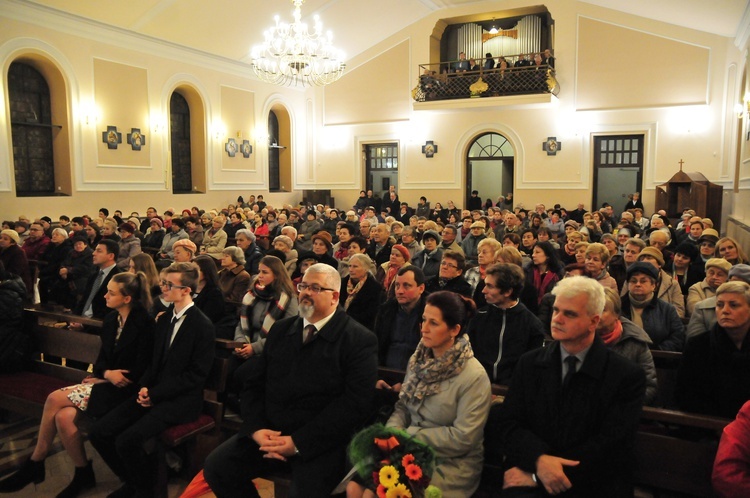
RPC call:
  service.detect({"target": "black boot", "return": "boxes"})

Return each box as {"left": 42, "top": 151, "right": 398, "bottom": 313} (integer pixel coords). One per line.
{"left": 56, "top": 460, "right": 95, "bottom": 498}
{"left": 0, "top": 458, "right": 45, "bottom": 492}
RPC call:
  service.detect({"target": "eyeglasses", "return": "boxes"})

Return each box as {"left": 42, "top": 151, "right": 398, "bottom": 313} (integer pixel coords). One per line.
{"left": 160, "top": 280, "right": 189, "bottom": 290}
{"left": 297, "top": 283, "right": 336, "bottom": 294}
{"left": 440, "top": 261, "right": 458, "bottom": 269}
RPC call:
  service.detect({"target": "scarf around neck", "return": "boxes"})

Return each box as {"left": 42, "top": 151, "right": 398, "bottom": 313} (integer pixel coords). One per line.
{"left": 399, "top": 334, "right": 473, "bottom": 403}
{"left": 239, "top": 282, "right": 290, "bottom": 340}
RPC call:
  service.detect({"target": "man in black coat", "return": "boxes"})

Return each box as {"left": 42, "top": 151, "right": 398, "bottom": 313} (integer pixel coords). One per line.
{"left": 490, "top": 276, "right": 645, "bottom": 498}
{"left": 465, "top": 263, "right": 545, "bottom": 384}
{"left": 203, "top": 264, "right": 378, "bottom": 498}
{"left": 89, "top": 262, "right": 215, "bottom": 498}
{"left": 73, "top": 239, "right": 122, "bottom": 319}
{"left": 367, "top": 223, "right": 393, "bottom": 268}
{"left": 424, "top": 250, "right": 472, "bottom": 298}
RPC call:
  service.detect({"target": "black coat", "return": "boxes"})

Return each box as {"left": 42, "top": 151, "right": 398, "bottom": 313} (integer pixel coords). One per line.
{"left": 372, "top": 296, "right": 426, "bottom": 367}
{"left": 424, "top": 275, "right": 473, "bottom": 298}
{"left": 73, "top": 265, "right": 122, "bottom": 318}
{"left": 493, "top": 338, "right": 646, "bottom": 498}
{"left": 339, "top": 275, "right": 384, "bottom": 331}
{"left": 0, "top": 274, "right": 29, "bottom": 373}
{"left": 87, "top": 306, "right": 155, "bottom": 418}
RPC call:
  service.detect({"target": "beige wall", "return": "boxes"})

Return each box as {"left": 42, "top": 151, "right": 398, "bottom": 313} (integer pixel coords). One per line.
{"left": 0, "top": 0, "right": 747, "bottom": 232}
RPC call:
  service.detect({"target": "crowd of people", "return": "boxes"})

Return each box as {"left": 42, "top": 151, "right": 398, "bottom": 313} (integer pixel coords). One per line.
{"left": 0, "top": 186, "right": 749, "bottom": 497}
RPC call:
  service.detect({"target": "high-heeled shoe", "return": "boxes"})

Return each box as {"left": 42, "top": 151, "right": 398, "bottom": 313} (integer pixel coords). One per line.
{"left": 56, "top": 460, "right": 95, "bottom": 498}
{"left": 0, "top": 458, "right": 45, "bottom": 492}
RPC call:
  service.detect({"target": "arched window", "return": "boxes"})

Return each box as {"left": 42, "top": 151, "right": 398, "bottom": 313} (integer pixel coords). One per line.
{"left": 268, "top": 110, "right": 280, "bottom": 191}
{"left": 8, "top": 62, "right": 56, "bottom": 196}
{"left": 170, "top": 91, "right": 192, "bottom": 194}
{"left": 466, "top": 132, "right": 514, "bottom": 204}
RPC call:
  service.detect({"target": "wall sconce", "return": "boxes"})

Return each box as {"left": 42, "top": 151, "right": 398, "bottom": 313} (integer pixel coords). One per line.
{"left": 79, "top": 102, "right": 99, "bottom": 126}
{"left": 212, "top": 122, "right": 226, "bottom": 141}
{"left": 737, "top": 93, "right": 750, "bottom": 119}
{"left": 151, "top": 115, "right": 167, "bottom": 134}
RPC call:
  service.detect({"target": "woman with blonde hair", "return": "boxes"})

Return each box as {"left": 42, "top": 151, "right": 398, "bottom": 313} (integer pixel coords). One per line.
{"left": 715, "top": 236, "right": 748, "bottom": 266}
{"left": 339, "top": 253, "right": 383, "bottom": 331}
{"left": 465, "top": 237, "right": 502, "bottom": 308}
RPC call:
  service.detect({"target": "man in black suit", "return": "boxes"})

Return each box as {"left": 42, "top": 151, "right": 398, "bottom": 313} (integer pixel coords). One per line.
{"left": 89, "top": 262, "right": 215, "bottom": 498}
{"left": 204, "top": 263, "right": 378, "bottom": 498}
{"left": 490, "top": 276, "right": 645, "bottom": 498}
{"left": 73, "top": 239, "right": 122, "bottom": 319}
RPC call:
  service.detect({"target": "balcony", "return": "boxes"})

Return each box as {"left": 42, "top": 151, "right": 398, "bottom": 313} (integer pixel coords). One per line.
{"left": 412, "top": 56, "right": 559, "bottom": 110}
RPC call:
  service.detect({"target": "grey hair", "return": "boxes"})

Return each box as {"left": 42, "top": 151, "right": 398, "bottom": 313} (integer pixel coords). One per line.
{"left": 305, "top": 262, "right": 341, "bottom": 291}
{"left": 52, "top": 227, "right": 68, "bottom": 238}
{"left": 235, "top": 229, "right": 255, "bottom": 243}
{"left": 716, "top": 281, "right": 750, "bottom": 305}
{"left": 349, "top": 253, "right": 376, "bottom": 275}
{"left": 222, "top": 246, "right": 246, "bottom": 265}
{"left": 281, "top": 226, "right": 297, "bottom": 239}
{"left": 551, "top": 275, "right": 605, "bottom": 316}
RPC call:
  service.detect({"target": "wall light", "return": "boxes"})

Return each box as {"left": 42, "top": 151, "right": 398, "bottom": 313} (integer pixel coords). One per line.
{"left": 151, "top": 115, "right": 167, "bottom": 134}
{"left": 212, "top": 121, "right": 226, "bottom": 141}
{"left": 78, "top": 101, "right": 100, "bottom": 126}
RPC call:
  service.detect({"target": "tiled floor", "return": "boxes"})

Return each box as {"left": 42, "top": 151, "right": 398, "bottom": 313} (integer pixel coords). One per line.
{"left": 0, "top": 413, "right": 275, "bottom": 498}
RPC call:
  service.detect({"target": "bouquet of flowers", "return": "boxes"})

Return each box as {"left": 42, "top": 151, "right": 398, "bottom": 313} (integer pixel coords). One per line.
{"left": 348, "top": 424, "right": 442, "bottom": 498}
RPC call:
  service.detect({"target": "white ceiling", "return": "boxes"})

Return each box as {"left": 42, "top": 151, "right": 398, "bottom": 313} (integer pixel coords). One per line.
{"left": 18, "top": 0, "right": 750, "bottom": 63}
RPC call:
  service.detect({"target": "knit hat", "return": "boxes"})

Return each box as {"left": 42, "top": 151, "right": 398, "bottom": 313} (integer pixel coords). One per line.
{"left": 705, "top": 258, "right": 731, "bottom": 274}
{"left": 627, "top": 261, "right": 659, "bottom": 281}
{"left": 422, "top": 229, "right": 441, "bottom": 245}
{"left": 128, "top": 217, "right": 141, "bottom": 228}
{"left": 273, "top": 235, "right": 294, "bottom": 250}
{"left": 638, "top": 247, "right": 665, "bottom": 267}
{"left": 699, "top": 228, "right": 719, "bottom": 244}
{"left": 564, "top": 220, "right": 580, "bottom": 230}
{"left": 150, "top": 217, "right": 163, "bottom": 229}
{"left": 71, "top": 235, "right": 88, "bottom": 246}
{"left": 1, "top": 229, "right": 19, "bottom": 244}
{"left": 312, "top": 231, "right": 333, "bottom": 250}
{"left": 172, "top": 239, "right": 197, "bottom": 254}
{"left": 470, "top": 221, "right": 485, "bottom": 229}
{"left": 391, "top": 244, "right": 411, "bottom": 262}
{"left": 729, "top": 264, "right": 750, "bottom": 284}
{"left": 117, "top": 222, "right": 135, "bottom": 234}
{"left": 617, "top": 227, "right": 631, "bottom": 238}
{"left": 674, "top": 241, "right": 699, "bottom": 262}
{"left": 40, "top": 216, "right": 52, "bottom": 224}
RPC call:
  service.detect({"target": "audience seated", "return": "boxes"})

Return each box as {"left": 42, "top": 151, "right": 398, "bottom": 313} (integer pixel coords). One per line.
{"left": 0, "top": 229, "right": 31, "bottom": 298}
{"left": 713, "top": 400, "right": 750, "bottom": 497}
{"left": 217, "top": 246, "right": 251, "bottom": 304}
{"left": 339, "top": 253, "right": 383, "bottom": 332}
{"left": 411, "top": 229, "right": 442, "bottom": 280}
{"left": 424, "top": 250, "right": 472, "bottom": 297}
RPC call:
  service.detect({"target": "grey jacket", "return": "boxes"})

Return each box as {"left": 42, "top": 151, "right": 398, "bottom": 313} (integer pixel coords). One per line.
{"left": 608, "top": 318, "right": 657, "bottom": 405}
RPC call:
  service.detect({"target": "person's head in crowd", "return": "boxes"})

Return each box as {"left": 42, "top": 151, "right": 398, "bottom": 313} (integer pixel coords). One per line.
{"left": 71, "top": 236, "right": 88, "bottom": 253}
{"left": 312, "top": 232, "right": 333, "bottom": 256}
{"left": 638, "top": 246, "right": 665, "bottom": 270}
{"left": 272, "top": 234, "right": 293, "bottom": 254}
{"left": 348, "top": 236, "right": 368, "bottom": 257}
{"left": 698, "top": 228, "right": 720, "bottom": 259}
{"left": 13, "top": 220, "right": 28, "bottom": 236}
{"left": 521, "top": 228, "right": 537, "bottom": 251}
{"left": 98, "top": 208, "right": 109, "bottom": 220}
{"left": 701, "top": 218, "right": 714, "bottom": 228}
{"left": 564, "top": 221, "right": 580, "bottom": 238}
{"left": 536, "top": 227, "right": 553, "bottom": 244}
{"left": 714, "top": 281, "right": 750, "bottom": 334}
{"left": 390, "top": 221, "right": 404, "bottom": 236}
{"left": 163, "top": 209, "right": 174, "bottom": 222}
{"left": 704, "top": 258, "right": 731, "bottom": 291}
{"left": 27, "top": 222, "right": 45, "bottom": 241}
{"left": 84, "top": 223, "right": 100, "bottom": 243}
{"left": 149, "top": 217, "right": 164, "bottom": 233}
{"left": 616, "top": 228, "right": 632, "bottom": 247}
{"left": 193, "top": 254, "right": 220, "bottom": 291}
{"left": 598, "top": 234, "right": 617, "bottom": 257}
{"left": 94, "top": 239, "right": 119, "bottom": 269}
{"left": 565, "top": 231, "right": 584, "bottom": 251}
{"left": 532, "top": 240, "right": 562, "bottom": 273}
{"left": 422, "top": 230, "right": 441, "bottom": 253}
{"left": 170, "top": 218, "right": 185, "bottom": 233}
{"left": 162, "top": 261, "right": 200, "bottom": 298}
{"left": 422, "top": 291, "right": 477, "bottom": 356}
{"left": 221, "top": 246, "right": 246, "bottom": 270}
{"left": 495, "top": 246, "right": 523, "bottom": 267}
{"left": 648, "top": 230, "right": 670, "bottom": 252}
{"left": 574, "top": 241, "right": 590, "bottom": 264}
{"left": 348, "top": 253, "right": 376, "bottom": 283}
{"left": 529, "top": 213, "right": 543, "bottom": 230}
{"left": 338, "top": 224, "right": 354, "bottom": 244}
{"left": 128, "top": 252, "right": 160, "bottom": 288}
{"left": 409, "top": 216, "right": 419, "bottom": 228}
{"left": 729, "top": 264, "right": 750, "bottom": 284}
{"left": 59, "top": 215, "right": 70, "bottom": 227}
{"left": 439, "top": 250, "right": 465, "bottom": 280}
{"left": 550, "top": 276, "right": 606, "bottom": 352}
{"left": 39, "top": 216, "right": 52, "bottom": 232}
{"left": 371, "top": 224, "right": 389, "bottom": 245}
{"left": 211, "top": 216, "right": 225, "bottom": 232}
{"left": 0, "top": 229, "right": 20, "bottom": 250}
{"left": 50, "top": 227, "right": 68, "bottom": 245}
{"left": 281, "top": 226, "right": 297, "bottom": 241}
{"left": 503, "top": 232, "right": 521, "bottom": 249}
{"left": 256, "top": 255, "right": 295, "bottom": 298}
{"left": 461, "top": 217, "right": 473, "bottom": 232}
{"left": 172, "top": 239, "right": 197, "bottom": 263}
{"left": 99, "top": 219, "right": 116, "bottom": 238}
{"left": 626, "top": 261, "right": 659, "bottom": 301}
{"left": 689, "top": 220, "right": 704, "bottom": 240}
{"left": 199, "top": 213, "right": 212, "bottom": 227}
{"left": 623, "top": 238, "right": 646, "bottom": 266}
{"left": 715, "top": 236, "right": 748, "bottom": 265}
{"left": 596, "top": 287, "right": 624, "bottom": 338}
{"left": 117, "top": 222, "right": 135, "bottom": 240}
{"left": 564, "top": 262, "right": 586, "bottom": 278}
{"left": 359, "top": 219, "right": 371, "bottom": 238}
{"left": 394, "top": 266, "right": 425, "bottom": 311}
{"left": 484, "top": 263, "right": 525, "bottom": 307}
{"left": 584, "top": 243, "right": 610, "bottom": 278}
{"left": 297, "top": 263, "right": 341, "bottom": 321}
{"left": 448, "top": 213, "right": 459, "bottom": 225}
{"left": 108, "top": 271, "right": 153, "bottom": 314}
{"left": 673, "top": 242, "right": 699, "bottom": 270}
{"left": 441, "top": 225, "right": 457, "bottom": 246}
{"left": 389, "top": 244, "right": 411, "bottom": 269}
{"left": 477, "top": 238, "right": 502, "bottom": 268}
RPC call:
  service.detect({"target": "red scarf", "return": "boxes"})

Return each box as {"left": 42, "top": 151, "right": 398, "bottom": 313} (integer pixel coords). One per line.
{"left": 600, "top": 319, "right": 623, "bottom": 345}
{"left": 532, "top": 267, "right": 559, "bottom": 304}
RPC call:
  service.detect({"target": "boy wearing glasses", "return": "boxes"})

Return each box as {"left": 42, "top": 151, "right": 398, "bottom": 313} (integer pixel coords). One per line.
{"left": 89, "top": 262, "right": 215, "bottom": 498}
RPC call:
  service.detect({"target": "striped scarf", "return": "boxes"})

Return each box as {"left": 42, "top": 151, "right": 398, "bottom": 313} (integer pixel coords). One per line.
{"left": 239, "top": 282, "right": 290, "bottom": 341}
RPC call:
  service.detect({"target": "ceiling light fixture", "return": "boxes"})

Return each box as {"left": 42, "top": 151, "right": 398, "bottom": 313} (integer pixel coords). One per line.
{"left": 250, "top": 0, "right": 346, "bottom": 87}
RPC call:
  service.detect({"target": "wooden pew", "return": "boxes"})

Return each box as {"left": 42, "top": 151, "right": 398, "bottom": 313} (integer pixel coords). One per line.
{"left": 651, "top": 349, "right": 682, "bottom": 408}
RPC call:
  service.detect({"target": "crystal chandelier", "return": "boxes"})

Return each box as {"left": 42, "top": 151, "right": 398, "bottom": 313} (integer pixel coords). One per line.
{"left": 251, "top": 0, "right": 346, "bottom": 87}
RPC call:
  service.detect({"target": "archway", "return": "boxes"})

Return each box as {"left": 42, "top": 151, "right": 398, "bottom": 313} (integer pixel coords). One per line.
{"left": 465, "top": 132, "right": 514, "bottom": 207}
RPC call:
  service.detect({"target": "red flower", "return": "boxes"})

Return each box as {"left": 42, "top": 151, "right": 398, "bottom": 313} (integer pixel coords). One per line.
{"left": 377, "top": 484, "right": 387, "bottom": 498}
{"left": 405, "top": 464, "right": 423, "bottom": 481}
{"left": 401, "top": 454, "right": 415, "bottom": 467}
{"left": 372, "top": 471, "right": 380, "bottom": 485}
{"left": 374, "top": 436, "right": 401, "bottom": 452}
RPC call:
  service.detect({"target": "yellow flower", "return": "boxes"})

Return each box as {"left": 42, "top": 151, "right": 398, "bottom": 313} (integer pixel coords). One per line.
{"left": 379, "top": 465, "right": 400, "bottom": 488}
{"left": 386, "top": 483, "right": 412, "bottom": 498}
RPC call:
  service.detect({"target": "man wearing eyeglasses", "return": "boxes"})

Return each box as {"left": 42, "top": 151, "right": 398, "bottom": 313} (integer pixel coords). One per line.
{"left": 204, "top": 263, "right": 378, "bottom": 498}
{"left": 21, "top": 222, "right": 50, "bottom": 261}
{"left": 424, "top": 251, "right": 473, "bottom": 298}
{"left": 89, "top": 262, "right": 214, "bottom": 498}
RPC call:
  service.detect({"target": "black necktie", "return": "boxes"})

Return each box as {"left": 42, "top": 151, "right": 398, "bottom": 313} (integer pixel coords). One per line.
{"left": 303, "top": 324, "right": 317, "bottom": 345}
{"left": 163, "top": 316, "right": 178, "bottom": 362}
{"left": 562, "top": 356, "right": 578, "bottom": 390}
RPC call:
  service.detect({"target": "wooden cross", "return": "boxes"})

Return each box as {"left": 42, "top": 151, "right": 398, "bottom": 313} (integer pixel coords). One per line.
{"left": 678, "top": 159, "right": 684, "bottom": 171}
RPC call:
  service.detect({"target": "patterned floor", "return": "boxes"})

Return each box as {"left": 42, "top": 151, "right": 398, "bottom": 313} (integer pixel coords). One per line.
{"left": 0, "top": 413, "right": 275, "bottom": 498}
